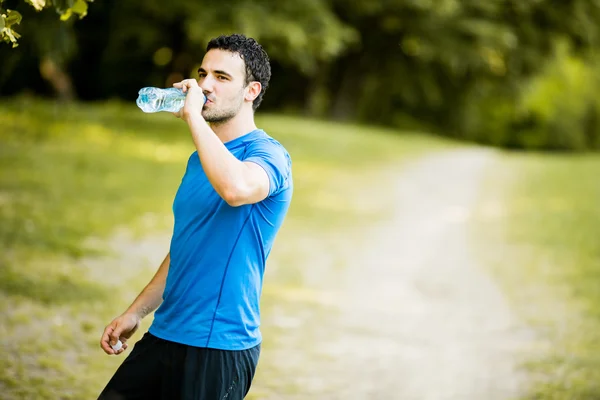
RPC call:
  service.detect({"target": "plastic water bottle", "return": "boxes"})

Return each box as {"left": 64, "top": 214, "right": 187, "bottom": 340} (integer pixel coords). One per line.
{"left": 136, "top": 87, "right": 187, "bottom": 113}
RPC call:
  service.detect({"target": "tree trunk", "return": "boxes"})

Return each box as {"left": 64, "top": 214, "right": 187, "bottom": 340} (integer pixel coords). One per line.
{"left": 330, "top": 61, "right": 360, "bottom": 121}
{"left": 39, "top": 56, "right": 75, "bottom": 101}
{"left": 304, "top": 61, "right": 332, "bottom": 118}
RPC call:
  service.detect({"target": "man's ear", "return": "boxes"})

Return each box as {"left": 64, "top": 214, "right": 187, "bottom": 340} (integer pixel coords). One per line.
{"left": 245, "top": 81, "right": 262, "bottom": 102}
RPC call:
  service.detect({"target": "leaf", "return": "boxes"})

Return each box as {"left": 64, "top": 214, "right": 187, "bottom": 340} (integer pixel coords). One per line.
{"left": 58, "top": 0, "right": 87, "bottom": 20}
{"left": 3, "top": 26, "right": 21, "bottom": 46}
{"left": 5, "top": 10, "right": 22, "bottom": 27}
{"left": 60, "top": 10, "right": 72, "bottom": 21}
{"left": 0, "top": 11, "right": 21, "bottom": 47}
{"left": 70, "top": 0, "right": 89, "bottom": 18}
{"left": 24, "top": 0, "right": 46, "bottom": 11}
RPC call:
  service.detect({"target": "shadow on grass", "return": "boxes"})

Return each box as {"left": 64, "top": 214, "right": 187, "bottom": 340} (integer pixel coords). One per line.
{"left": 0, "top": 263, "right": 109, "bottom": 304}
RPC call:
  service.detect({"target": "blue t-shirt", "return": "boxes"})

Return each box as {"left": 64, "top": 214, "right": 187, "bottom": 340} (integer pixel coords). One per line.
{"left": 149, "top": 129, "right": 293, "bottom": 350}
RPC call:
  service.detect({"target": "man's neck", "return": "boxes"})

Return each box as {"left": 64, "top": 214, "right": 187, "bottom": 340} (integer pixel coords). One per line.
{"left": 209, "top": 109, "right": 257, "bottom": 144}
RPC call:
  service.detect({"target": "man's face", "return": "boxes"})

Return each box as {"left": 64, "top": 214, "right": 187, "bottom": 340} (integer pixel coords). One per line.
{"left": 197, "top": 49, "right": 248, "bottom": 123}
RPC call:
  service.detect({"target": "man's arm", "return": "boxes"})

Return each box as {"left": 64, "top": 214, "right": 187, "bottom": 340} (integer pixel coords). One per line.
{"left": 100, "top": 253, "right": 170, "bottom": 355}
{"left": 124, "top": 252, "right": 170, "bottom": 319}
{"left": 174, "top": 79, "right": 270, "bottom": 207}
{"left": 187, "top": 114, "right": 270, "bottom": 206}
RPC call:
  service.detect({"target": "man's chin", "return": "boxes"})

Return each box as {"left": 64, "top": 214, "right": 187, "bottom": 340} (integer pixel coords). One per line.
{"left": 203, "top": 113, "right": 233, "bottom": 124}
{"left": 201, "top": 109, "right": 214, "bottom": 120}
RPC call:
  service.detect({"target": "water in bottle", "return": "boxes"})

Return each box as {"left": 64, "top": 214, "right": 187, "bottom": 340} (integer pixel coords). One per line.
{"left": 136, "top": 87, "right": 187, "bottom": 113}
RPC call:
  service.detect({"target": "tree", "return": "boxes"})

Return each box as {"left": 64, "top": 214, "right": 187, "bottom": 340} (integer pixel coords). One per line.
{"left": 3, "top": 0, "right": 600, "bottom": 150}
{"left": 325, "top": 0, "right": 600, "bottom": 130}
{"left": 1, "top": 0, "right": 94, "bottom": 100}
{"left": 1, "top": 0, "right": 92, "bottom": 48}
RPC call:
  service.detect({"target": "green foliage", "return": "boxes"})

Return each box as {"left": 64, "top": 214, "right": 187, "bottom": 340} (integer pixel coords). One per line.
{"left": 458, "top": 41, "right": 600, "bottom": 150}
{"left": 102, "top": 0, "right": 357, "bottom": 77}
{"left": 4, "top": 0, "right": 600, "bottom": 150}
{"left": 517, "top": 45, "right": 600, "bottom": 150}
{"left": 0, "top": 0, "right": 91, "bottom": 47}
{"left": 0, "top": 7, "right": 22, "bottom": 47}
{"left": 327, "top": 0, "right": 600, "bottom": 151}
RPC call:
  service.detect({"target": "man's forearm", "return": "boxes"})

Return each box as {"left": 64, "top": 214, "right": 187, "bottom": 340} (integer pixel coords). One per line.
{"left": 124, "top": 253, "right": 170, "bottom": 319}
{"left": 186, "top": 114, "right": 247, "bottom": 203}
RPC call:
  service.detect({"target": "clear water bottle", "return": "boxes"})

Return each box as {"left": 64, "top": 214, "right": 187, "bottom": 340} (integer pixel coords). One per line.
{"left": 136, "top": 87, "right": 187, "bottom": 113}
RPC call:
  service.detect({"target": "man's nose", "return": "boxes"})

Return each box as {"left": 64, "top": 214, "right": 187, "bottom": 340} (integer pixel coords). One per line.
{"left": 200, "top": 87, "right": 211, "bottom": 98}
{"left": 200, "top": 76, "right": 216, "bottom": 93}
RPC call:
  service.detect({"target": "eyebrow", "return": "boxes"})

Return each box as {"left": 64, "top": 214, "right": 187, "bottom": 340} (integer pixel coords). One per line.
{"left": 197, "top": 68, "right": 233, "bottom": 79}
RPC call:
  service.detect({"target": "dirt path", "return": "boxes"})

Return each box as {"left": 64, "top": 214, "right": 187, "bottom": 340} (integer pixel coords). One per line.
{"left": 84, "top": 148, "right": 530, "bottom": 399}
{"left": 254, "top": 148, "right": 530, "bottom": 399}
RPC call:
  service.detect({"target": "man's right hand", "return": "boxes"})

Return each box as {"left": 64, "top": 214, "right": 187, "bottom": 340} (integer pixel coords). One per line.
{"left": 100, "top": 312, "right": 141, "bottom": 355}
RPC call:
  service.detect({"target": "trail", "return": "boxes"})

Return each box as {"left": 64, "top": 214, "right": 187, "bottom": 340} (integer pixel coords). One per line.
{"left": 84, "top": 148, "right": 530, "bottom": 399}
{"left": 255, "top": 148, "right": 529, "bottom": 399}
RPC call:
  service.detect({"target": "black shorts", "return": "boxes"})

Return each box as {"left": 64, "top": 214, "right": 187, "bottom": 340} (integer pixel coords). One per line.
{"left": 98, "top": 332, "right": 261, "bottom": 400}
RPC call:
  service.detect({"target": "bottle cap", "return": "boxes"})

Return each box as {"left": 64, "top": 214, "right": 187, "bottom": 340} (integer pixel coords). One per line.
{"left": 111, "top": 340, "right": 123, "bottom": 351}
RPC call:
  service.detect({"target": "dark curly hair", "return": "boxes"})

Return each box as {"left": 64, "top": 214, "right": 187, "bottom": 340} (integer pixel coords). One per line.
{"left": 206, "top": 34, "right": 271, "bottom": 111}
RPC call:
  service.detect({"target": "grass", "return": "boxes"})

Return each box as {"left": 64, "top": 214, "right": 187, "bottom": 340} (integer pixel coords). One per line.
{"left": 4, "top": 96, "right": 600, "bottom": 399}
{"left": 0, "top": 96, "right": 449, "bottom": 399}
{"left": 473, "top": 152, "right": 600, "bottom": 399}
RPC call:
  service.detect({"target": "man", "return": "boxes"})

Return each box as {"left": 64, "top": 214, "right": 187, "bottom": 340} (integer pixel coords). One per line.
{"left": 98, "top": 34, "right": 293, "bottom": 400}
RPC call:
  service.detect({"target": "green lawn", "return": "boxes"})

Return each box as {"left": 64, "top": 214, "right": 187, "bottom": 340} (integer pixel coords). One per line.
{"left": 474, "top": 152, "right": 600, "bottom": 399}
{"left": 0, "top": 97, "right": 447, "bottom": 399}
{"left": 4, "top": 97, "right": 600, "bottom": 399}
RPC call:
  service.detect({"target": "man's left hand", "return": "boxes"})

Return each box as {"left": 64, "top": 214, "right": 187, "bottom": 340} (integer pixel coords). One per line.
{"left": 172, "top": 79, "right": 205, "bottom": 122}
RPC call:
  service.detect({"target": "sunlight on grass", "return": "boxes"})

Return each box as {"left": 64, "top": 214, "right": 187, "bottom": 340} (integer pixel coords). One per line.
{"left": 473, "top": 153, "right": 600, "bottom": 399}
{"left": 0, "top": 97, "right": 450, "bottom": 399}
{"left": 4, "top": 95, "right": 599, "bottom": 398}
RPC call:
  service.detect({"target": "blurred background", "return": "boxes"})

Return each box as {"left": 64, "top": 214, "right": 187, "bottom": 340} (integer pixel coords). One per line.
{"left": 1, "top": 0, "right": 600, "bottom": 399}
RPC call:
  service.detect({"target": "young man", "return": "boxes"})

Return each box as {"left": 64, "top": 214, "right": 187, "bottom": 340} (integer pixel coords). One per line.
{"left": 98, "top": 34, "right": 293, "bottom": 400}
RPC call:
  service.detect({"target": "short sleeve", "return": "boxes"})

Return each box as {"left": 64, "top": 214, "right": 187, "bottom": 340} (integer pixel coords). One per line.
{"left": 244, "top": 139, "right": 292, "bottom": 197}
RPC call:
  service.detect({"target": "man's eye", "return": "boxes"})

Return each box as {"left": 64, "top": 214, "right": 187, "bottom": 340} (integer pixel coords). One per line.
{"left": 198, "top": 73, "right": 207, "bottom": 78}
{"left": 218, "top": 76, "right": 228, "bottom": 81}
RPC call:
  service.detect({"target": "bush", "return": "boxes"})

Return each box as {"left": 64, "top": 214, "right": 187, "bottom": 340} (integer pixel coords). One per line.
{"left": 461, "top": 40, "right": 600, "bottom": 151}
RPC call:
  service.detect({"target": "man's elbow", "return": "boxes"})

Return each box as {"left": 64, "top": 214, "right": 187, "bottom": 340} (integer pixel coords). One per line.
{"left": 221, "top": 181, "right": 267, "bottom": 207}
{"left": 221, "top": 186, "right": 248, "bottom": 207}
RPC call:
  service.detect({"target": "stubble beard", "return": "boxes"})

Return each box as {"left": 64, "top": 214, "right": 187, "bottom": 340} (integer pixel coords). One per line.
{"left": 202, "top": 93, "right": 244, "bottom": 125}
